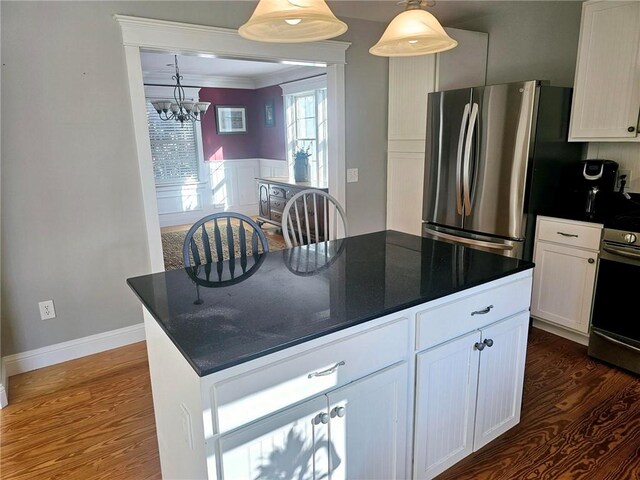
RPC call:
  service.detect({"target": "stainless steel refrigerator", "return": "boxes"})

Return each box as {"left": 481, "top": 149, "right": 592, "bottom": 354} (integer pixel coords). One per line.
{"left": 422, "top": 80, "right": 584, "bottom": 260}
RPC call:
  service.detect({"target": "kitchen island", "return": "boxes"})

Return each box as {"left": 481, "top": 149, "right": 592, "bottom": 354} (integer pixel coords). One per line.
{"left": 128, "top": 230, "right": 534, "bottom": 480}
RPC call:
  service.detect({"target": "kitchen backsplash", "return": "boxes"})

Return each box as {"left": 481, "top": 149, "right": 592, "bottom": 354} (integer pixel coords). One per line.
{"left": 587, "top": 143, "right": 640, "bottom": 193}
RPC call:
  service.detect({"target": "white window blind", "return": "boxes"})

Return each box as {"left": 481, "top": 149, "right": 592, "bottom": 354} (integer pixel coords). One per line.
{"left": 146, "top": 102, "right": 200, "bottom": 185}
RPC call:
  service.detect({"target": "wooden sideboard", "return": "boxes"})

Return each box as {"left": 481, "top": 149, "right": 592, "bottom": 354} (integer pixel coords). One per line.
{"left": 256, "top": 177, "right": 328, "bottom": 232}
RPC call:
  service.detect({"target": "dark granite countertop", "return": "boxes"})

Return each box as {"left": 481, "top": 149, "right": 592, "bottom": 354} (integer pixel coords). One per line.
{"left": 127, "top": 230, "right": 533, "bottom": 377}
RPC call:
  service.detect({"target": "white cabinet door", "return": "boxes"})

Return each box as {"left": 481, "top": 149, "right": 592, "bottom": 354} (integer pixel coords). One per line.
{"left": 219, "top": 396, "right": 331, "bottom": 480}
{"left": 326, "top": 362, "right": 409, "bottom": 480}
{"left": 531, "top": 241, "right": 598, "bottom": 333}
{"left": 570, "top": 0, "right": 640, "bottom": 140}
{"left": 473, "top": 312, "right": 529, "bottom": 450}
{"left": 414, "top": 331, "right": 481, "bottom": 480}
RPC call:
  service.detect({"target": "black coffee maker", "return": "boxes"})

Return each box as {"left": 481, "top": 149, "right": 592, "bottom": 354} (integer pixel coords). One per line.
{"left": 580, "top": 159, "right": 618, "bottom": 217}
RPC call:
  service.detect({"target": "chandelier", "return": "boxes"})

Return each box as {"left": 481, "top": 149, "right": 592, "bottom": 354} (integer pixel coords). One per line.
{"left": 150, "top": 55, "right": 211, "bottom": 124}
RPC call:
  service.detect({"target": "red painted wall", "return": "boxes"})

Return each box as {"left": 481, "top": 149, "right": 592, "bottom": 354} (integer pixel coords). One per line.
{"left": 199, "top": 85, "right": 286, "bottom": 162}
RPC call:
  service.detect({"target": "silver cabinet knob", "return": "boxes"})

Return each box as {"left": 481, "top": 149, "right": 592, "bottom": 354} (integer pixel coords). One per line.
{"left": 331, "top": 406, "right": 346, "bottom": 418}
{"left": 474, "top": 342, "right": 485, "bottom": 351}
{"left": 312, "top": 412, "right": 329, "bottom": 425}
{"left": 483, "top": 338, "right": 494, "bottom": 347}
{"left": 588, "top": 258, "right": 595, "bottom": 264}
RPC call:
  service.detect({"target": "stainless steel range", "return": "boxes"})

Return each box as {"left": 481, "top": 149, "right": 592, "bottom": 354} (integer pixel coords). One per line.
{"left": 589, "top": 214, "right": 640, "bottom": 374}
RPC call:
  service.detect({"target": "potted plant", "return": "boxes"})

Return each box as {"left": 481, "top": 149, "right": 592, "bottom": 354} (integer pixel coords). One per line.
{"left": 293, "top": 145, "right": 311, "bottom": 182}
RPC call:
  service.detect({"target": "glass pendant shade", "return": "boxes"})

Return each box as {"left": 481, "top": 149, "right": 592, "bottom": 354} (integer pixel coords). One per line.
{"left": 370, "top": 9, "right": 457, "bottom": 57}
{"left": 239, "top": 0, "right": 348, "bottom": 43}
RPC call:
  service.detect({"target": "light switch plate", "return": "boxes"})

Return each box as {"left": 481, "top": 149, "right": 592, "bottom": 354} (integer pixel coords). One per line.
{"left": 347, "top": 168, "right": 359, "bottom": 183}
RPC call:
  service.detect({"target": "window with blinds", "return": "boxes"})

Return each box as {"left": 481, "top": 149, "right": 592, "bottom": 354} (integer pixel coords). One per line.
{"left": 146, "top": 102, "right": 200, "bottom": 185}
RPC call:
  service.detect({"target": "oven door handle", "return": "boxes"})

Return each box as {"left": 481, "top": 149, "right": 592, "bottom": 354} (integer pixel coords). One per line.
{"left": 602, "top": 245, "right": 640, "bottom": 261}
{"left": 592, "top": 329, "right": 640, "bottom": 354}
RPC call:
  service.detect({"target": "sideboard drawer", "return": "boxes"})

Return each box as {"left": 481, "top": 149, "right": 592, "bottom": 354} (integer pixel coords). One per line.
{"left": 416, "top": 276, "right": 532, "bottom": 351}
{"left": 536, "top": 216, "right": 602, "bottom": 250}
{"left": 269, "top": 196, "right": 286, "bottom": 212}
{"left": 214, "top": 317, "right": 409, "bottom": 433}
{"left": 271, "top": 210, "right": 282, "bottom": 223}
{"left": 270, "top": 186, "right": 287, "bottom": 198}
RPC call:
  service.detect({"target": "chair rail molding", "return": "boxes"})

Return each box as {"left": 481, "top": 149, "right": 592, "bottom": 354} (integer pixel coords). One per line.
{"left": 115, "top": 15, "right": 349, "bottom": 273}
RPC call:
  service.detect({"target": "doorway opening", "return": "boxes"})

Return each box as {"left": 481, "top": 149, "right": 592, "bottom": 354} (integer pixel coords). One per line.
{"left": 116, "top": 15, "right": 349, "bottom": 273}
{"left": 140, "top": 51, "right": 327, "bottom": 269}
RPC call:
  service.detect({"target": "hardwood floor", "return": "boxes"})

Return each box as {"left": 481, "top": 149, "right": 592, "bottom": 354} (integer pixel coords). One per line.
{"left": 437, "top": 327, "right": 640, "bottom": 480}
{"left": 1, "top": 327, "right": 638, "bottom": 479}
{"left": 0, "top": 343, "right": 161, "bottom": 480}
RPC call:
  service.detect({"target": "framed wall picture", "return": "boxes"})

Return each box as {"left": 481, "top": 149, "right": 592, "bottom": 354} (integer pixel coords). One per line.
{"left": 215, "top": 105, "right": 247, "bottom": 134}
{"left": 264, "top": 98, "right": 275, "bottom": 127}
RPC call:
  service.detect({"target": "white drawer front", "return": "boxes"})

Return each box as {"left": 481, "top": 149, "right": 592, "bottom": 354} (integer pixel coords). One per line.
{"left": 536, "top": 217, "right": 602, "bottom": 250}
{"left": 416, "top": 276, "right": 532, "bottom": 351}
{"left": 214, "top": 317, "right": 409, "bottom": 433}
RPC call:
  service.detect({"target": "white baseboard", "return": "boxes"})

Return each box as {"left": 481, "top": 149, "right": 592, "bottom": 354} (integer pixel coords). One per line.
{"left": 532, "top": 319, "right": 589, "bottom": 346}
{"left": 0, "top": 359, "right": 7, "bottom": 408}
{"left": 2, "top": 323, "right": 146, "bottom": 378}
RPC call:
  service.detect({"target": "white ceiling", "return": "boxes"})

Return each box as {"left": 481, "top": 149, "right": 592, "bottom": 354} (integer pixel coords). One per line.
{"left": 140, "top": 52, "right": 314, "bottom": 79}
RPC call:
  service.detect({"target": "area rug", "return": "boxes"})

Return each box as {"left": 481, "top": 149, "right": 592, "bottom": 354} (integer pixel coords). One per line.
{"left": 161, "top": 222, "right": 287, "bottom": 271}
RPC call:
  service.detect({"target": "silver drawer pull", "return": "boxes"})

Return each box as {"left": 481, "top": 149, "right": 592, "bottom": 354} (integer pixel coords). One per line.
{"left": 308, "top": 361, "right": 345, "bottom": 379}
{"left": 471, "top": 305, "right": 494, "bottom": 316}
{"left": 557, "top": 231, "right": 579, "bottom": 238}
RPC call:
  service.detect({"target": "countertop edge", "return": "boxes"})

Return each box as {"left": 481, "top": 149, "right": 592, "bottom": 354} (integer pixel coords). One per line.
{"left": 128, "top": 263, "right": 534, "bottom": 377}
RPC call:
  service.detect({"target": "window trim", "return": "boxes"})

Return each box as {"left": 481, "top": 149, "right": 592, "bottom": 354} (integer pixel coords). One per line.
{"left": 282, "top": 76, "right": 328, "bottom": 185}
{"left": 144, "top": 86, "right": 208, "bottom": 188}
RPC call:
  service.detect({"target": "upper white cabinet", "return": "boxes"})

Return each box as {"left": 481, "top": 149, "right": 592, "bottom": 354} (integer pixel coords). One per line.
{"left": 387, "top": 28, "right": 488, "bottom": 235}
{"left": 569, "top": 0, "right": 640, "bottom": 141}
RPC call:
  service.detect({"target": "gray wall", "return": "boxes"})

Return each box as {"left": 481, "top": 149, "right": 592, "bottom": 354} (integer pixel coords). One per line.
{"left": 451, "top": 2, "right": 583, "bottom": 87}
{"left": 0, "top": 1, "right": 389, "bottom": 355}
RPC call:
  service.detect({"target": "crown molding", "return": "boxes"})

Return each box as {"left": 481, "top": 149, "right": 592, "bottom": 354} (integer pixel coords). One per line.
{"left": 252, "top": 66, "right": 327, "bottom": 90}
{"left": 143, "top": 72, "right": 256, "bottom": 89}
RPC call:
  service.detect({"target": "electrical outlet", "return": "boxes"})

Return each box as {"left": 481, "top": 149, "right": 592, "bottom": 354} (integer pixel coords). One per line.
{"left": 616, "top": 170, "right": 632, "bottom": 191}
{"left": 38, "top": 300, "right": 56, "bottom": 320}
{"left": 347, "top": 168, "right": 359, "bottom": 183}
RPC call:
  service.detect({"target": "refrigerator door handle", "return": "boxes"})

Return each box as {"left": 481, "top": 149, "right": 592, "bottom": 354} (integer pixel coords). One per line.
{"left": 425, "top": 227, "right": 514, "bottom": 251}
{"left": 456, "top": 103, "right": 471, "bottom": 216}
{"left": 462, "top": 102, "right": 479, "bottom": 216}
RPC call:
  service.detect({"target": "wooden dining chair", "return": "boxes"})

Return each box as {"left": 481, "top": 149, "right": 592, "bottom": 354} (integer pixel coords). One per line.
{"left": 281, "top": 189, "right": 348, "bottom": 248}
{"left": 182, "top": 212, "right": 269, "bottom": 267}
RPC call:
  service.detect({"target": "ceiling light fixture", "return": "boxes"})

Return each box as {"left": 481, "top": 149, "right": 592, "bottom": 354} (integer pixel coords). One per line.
{"left": 239, "top": 0, "right": 347, "bottom": 43}
{"left": 370, "top": 0, "right": 457, "bottom": 57}
{"left": 151, "top": 55, "right": 211, "bottom": 124}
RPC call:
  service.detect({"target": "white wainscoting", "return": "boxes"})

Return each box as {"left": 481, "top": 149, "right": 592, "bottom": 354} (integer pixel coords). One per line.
{"left": 259, "top": 158, "right": 289, "bottom": 178}
{"left": 157, "top": 158, "right": 288, "bottom": 227}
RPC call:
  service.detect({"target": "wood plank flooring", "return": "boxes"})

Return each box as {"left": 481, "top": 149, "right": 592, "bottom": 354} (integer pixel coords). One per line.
{"left": 0, "top": 343, "right": 161, "bottom": 480}
{"left": 1, "top": 327, "right": 638, "bottom": 479}
{"left": 437, "top": 327, "right": 640, "bottom": 480}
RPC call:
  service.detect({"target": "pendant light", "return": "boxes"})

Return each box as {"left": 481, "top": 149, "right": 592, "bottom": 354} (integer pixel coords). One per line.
{"left": 239, "top": 0, "right": 347, "bottom": 43}
{"left": 370, "top": 0, "right": 457, "bottom": 57}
